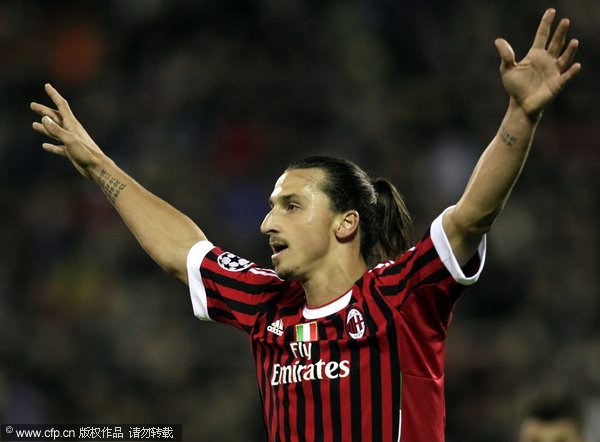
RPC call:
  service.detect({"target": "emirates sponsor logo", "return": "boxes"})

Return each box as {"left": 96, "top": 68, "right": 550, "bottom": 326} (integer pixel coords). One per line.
{"left": 346, "top": 307, "right": 366, "bottom": 339}
{"left": 270, "top": 342, "right": 350, "bottom": 386}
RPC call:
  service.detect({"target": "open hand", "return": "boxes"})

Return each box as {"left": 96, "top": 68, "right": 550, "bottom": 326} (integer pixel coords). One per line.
{"left": 495, "top": 9, "right": 581, "bottom": 120}
{"left": 31, "top": 84, "right": 105, "bottom": 178}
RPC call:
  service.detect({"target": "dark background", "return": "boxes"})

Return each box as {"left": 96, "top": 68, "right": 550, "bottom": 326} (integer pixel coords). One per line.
{"left": 0, "top": 0, "right": 598, "bottom": 440}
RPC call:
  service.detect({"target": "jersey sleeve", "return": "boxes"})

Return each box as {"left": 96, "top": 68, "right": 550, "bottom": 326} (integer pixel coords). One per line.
{"left": 370, "top": 207, "right": 486, "bottom": 324}
{"left": 186, "top": 240, "right": 294, "bottom": 333}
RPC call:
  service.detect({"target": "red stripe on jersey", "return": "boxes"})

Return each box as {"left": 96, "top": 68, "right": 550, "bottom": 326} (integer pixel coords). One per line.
{"left": 366, "top": 301, "right": 396, "bottom": 442}
{"left": 287, "top": 381, "right": 298, "bottom": 441}
{"left": 318, "top": 333, "right": 335, "bottom": 442}
{"left": 299, "top": 373, "right": 315, "bottom": 441}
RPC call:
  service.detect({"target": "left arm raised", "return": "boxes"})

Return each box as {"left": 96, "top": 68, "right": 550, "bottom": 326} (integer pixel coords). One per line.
{"left": 443, "top": 8, "right": 581, "bottom": 265}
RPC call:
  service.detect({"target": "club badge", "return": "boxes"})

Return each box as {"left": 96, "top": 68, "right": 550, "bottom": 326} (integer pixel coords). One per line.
{"left": 346, "top": 307, "right": 366, "bottom": 339}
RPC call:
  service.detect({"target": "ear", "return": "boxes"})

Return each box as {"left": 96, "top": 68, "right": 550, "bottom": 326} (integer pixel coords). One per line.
{"left": 335, "top": 210, "right": 360, "bottom": 241}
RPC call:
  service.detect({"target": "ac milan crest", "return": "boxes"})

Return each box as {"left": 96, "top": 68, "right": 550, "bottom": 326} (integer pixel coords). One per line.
{"left": 346, "top": 307, "right": 366, "bottom": 339}
{"left": 217, "top": 252, "right": 252, "bottom": 272}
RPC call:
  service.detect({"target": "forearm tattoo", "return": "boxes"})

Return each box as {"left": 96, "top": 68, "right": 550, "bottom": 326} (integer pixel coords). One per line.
{"left": 499, "top": 127, "right": 518, "bottom": 148}
{"left": 95, "top": 169, "right": 127, "bottom": 203}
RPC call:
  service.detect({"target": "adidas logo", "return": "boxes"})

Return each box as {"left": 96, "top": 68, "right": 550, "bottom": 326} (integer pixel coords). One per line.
{"left": 267, "top": 319, "right": 284, "bottom": 336}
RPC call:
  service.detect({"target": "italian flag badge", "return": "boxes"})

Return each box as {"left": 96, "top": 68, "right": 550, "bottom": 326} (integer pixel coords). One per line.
{"left": 295, "top": 321, "right": 318, "bottom": 342}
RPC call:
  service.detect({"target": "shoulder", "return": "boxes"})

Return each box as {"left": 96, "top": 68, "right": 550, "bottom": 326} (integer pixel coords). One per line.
{"left": 367, "top": 233, "right": 436, "bottom": 278}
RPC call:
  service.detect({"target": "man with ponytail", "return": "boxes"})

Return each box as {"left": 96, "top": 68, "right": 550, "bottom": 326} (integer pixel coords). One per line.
{"left": 31, "top": 9, "right": 580, "bottom": 441}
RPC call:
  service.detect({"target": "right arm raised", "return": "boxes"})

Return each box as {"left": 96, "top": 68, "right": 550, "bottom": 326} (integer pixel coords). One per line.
{"left": 31, "top": 84, "right": 206, "bottom": 283}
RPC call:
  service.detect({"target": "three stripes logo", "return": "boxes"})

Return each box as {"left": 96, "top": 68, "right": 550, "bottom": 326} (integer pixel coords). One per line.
{"left": 267, "top": 319, "right": 284, "bottom": 336}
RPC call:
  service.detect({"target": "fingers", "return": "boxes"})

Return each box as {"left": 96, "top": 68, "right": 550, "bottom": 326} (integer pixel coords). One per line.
{"left": 31, "top": 84, "right": 69, "bottom": 142}
{"left": 559, "top": 62, "right": 582, "bottom": 88}
{"left": 40, "top": 115, "right": 74, "bottom": 144}
{"left": 495, "top": 38, "right": 516, "bottom": 70}
{"left": 42, "top": 143, "right": 68, "bottom": 157}
{"left": 32, "top": 119, "right": 54, "bottom": 138}
{"left": 34, "top": 116, "right": 77, "bottom": 158}
{"left": 530, "top": 9, "right": 581, "bottom": 76}
{"left": 545, "top": 13, "right": 580, "bottom": 75}
{"left": 32, "top": 120, "right": 62, "bottom": 142}
{"left": 557, "top": 39, "right": 579, "bottom": 72}
{"left": 30, "top": 102, "right": 63, "bottom": 125}
{"left": 546, "top": 18, "right": 569, "bottom": 57}
{"left": 33, "top": 115, "right": 68, "bottom": 156}
{"left": 533, "top": 10, "right": 578, "bottom": 63}
{"left": 44, "top": 83, "right": 74, "bottom": 118}
{"left": 532, "top": 8, "right": 556, "bottom": 49}
{"left": 32, "top": 121, "right": 49, "bottom": 136}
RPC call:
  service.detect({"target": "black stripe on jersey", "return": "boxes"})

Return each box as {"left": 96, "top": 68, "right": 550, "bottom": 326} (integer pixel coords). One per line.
{"left": 251, "top": 340, "right": 270, "bottom": 441}
{"left": 273, "top": 344, "right": 286, "bottom": 442}
{"left": 282, "top": 351, "right": 294, "bottom": 442}
{"left": 379, "top": 245, "right": 440, "bottom": 297}
{"left": 260, "top": 304, "right": 297, "bottom": 441}
{"left": 311, "top": 342, "right": 324, "bottom": 442}
{"left": 295, "top": 376, "right": 306, "bottom": 441}
{"left": 381, "top": 239, "right": 437, "bottom": 276}
{"left": 203, "top": 267, "right": 285, "bottom": 295}
{"left": 368, "top": 279, "right": 403, "bottom": 440}
{"left": 348, "top": 339, "right": 362, "bottom": 442}
{"left": 329, "top": 316, "right": 345, "bottom": 441}
{"left": 265, "top": 342, "right": 276, "bottom": 440}
{"left": 262, "top": 307, "right": 279, "bottom": 337}
{"left": 260, "top": 308, "right": 278, "bottom": 436}
{"left": 364, "top": 301, "right": 383, "bottom": 441}
{"left": 205, "top": 287, "right": 274, "bottom": 316}
{"left": 395, "top": 266, "right": 452, "bottom": 312}
{"left": 206, "top": 307, "right": 236, "bottom": 322}
{"left": 419, "top": 266, "right": 453, "bottom": 287}
{"left": 279, "top": 298, "right": 306, "bottom": 317}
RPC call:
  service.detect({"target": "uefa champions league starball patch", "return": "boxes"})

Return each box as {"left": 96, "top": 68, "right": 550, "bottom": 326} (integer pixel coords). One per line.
{"left": 217, "top": 252, "right": 252, "bottom": 272}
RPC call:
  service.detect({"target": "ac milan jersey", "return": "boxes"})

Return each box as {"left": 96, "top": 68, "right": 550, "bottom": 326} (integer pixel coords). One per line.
{"left": 187, "top": 210, "right": 486, "bottom": 441}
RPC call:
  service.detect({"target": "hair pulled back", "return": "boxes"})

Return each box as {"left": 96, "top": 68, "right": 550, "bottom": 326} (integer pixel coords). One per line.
{"left": 286, "top": 156, "right": 412, "bottom": 268}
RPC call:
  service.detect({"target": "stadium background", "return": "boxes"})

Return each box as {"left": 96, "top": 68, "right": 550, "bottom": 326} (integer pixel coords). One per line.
{"left": 0, "top": 0, "right": 598, "bottom": 440}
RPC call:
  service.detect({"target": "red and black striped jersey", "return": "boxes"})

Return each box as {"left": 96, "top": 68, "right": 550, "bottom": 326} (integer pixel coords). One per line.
{"left": 187, "top": 210, "right": 486, "bottom": 441}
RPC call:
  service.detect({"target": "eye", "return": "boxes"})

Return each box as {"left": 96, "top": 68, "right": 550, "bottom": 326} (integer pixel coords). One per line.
{"left": 287, "top": 203, "right": 299, "bottom": 212}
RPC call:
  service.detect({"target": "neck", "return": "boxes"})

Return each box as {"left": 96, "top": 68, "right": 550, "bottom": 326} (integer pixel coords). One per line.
{"left": 301, "top": 258, "right": 367, "bottom": 307}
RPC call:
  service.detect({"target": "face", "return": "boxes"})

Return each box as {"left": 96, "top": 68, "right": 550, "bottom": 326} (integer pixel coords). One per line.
{"left": 519, "top": 418, "right": 584, "bottom": 442}
{"left": 260, "top": 168, "right": 338, "bottom": 281}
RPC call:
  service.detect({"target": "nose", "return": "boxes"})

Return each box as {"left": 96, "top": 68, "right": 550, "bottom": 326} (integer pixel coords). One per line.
{"left": 260, "top": 209, "right": 278, "bottom": 235}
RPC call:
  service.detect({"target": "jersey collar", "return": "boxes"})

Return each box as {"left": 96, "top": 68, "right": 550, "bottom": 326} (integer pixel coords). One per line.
{"left": 302, "top": 290, "right": 353, "bottom": 320}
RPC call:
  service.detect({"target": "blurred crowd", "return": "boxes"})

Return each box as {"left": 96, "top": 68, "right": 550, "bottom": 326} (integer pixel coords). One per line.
{"left": 0, "top": 0, "right": 598, "bottom": 440}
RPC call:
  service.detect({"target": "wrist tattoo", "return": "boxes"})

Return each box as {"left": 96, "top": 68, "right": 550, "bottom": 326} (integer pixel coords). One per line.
{"left": 95, "top": 169, "right": 127, "bottom": 203}
{"left": 500, "top": 127, "right": 518, "bottom": 148}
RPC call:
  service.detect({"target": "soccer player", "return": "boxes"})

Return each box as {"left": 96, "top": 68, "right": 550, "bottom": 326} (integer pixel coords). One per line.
{"left": 31, "top": 9, "right": 580, "bottom": 441}
{"left": 518, "top": 392, "right": 587, "bottom": 442}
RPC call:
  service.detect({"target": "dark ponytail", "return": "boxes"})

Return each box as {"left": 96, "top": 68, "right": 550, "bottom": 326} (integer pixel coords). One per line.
{"left": 286, "top": 156, "right": 413, "bottom": 268}
{"left": 371, "top": 178, "right": 412, "bottom": 265}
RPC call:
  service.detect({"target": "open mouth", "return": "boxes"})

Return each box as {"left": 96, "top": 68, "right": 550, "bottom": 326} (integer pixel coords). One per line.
{"left": 269, "top": 239, "right": 289, "bottom": 258}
